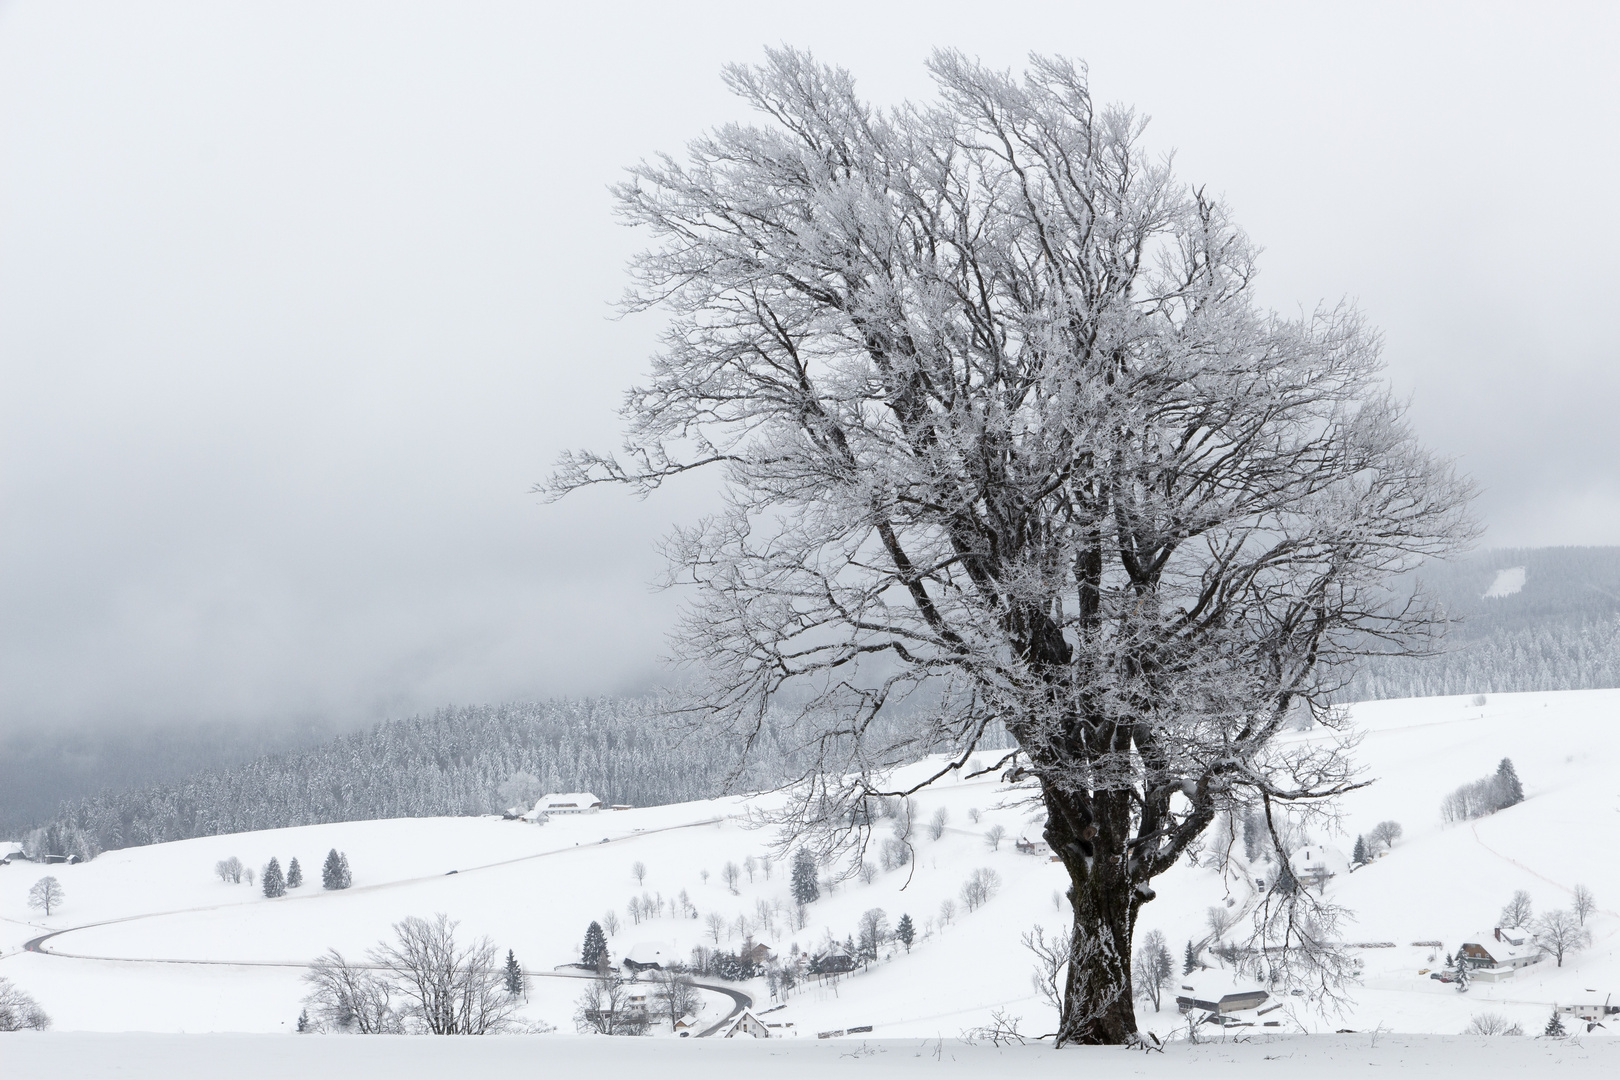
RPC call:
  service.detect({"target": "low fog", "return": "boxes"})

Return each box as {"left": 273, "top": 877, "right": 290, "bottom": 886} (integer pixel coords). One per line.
{"left": 2, "top": 1, "right": 1617, "bottom": 744}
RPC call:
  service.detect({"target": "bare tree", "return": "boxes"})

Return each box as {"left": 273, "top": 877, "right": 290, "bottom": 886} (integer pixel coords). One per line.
{"left": 368, "top": 913, "right": 517, "bottom": 1034}
{"left": 1500, "top": 890, "right": 1534, "bottom": 928}
{"left": 984, "top": 825, "right": 1007, "bottom": 852}
{"left": 705, "top": 911, "right": 725, "bottom": 944}
{"left": 0, "top": 977, "right": 51, "bottom": 1031}
{"left": 1571, "top": 884, "right": 1596, "bottom": 926}
{"left": 603, "top": 910, "right": 621, "bottom": 936}
{"left": 27, "top": 876, "right": 64, "bottom": 916}
{"left": 651, "top": 968, "right": 701, "bottom": 1028}
{"left": 961, "top": 868, "right": 1002, "bottom": 912}
{"left": 1024, "top": 924, "right": 1074, "bottom": 1017}
{"left": 857, "top": 861, "right": 878, "bottom": 885}
{"left": 857, "top": 907, "right": 890, "bottom": 961}
{"left": 632, "top": 861, "right": 647, "bottom": 886}
{"left": 1205, "top": 905, "right": 1236, "bottom": 944}
{"left": 928, "top": 807, "right": 950, "bottom": 841}
{"left": 214, "top": 856, "right": 244, "bottom": 884}
{"left": 722, "top": 861, "right": 741, "bottom": 894}
{"left": 938, "top": 898, "right": 957, "bottom": 926}
{"left": 1534, "top": 910, "right": 1591, "bottom": 967}
{"left": 574, "top": 970, "right": 647, "bottom": 1036}
{"left": 303, "top": 949, "right": 401, "bottom": 1034}
{"left": 1132, "top": 929, "right": 1173, "bottom": 1012}
{"left": 1367, "top": 820, "right": 1403, "bottom": 852}
{"left": 546, "top": 48, "right": 1473, "bottom": 1045}
{"left": 1464, "top": 1012, "right": 1523, "bottom": 1036}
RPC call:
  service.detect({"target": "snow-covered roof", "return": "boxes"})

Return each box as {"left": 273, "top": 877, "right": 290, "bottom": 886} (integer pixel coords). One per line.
{"left": 1462, "top": 931, "right": 1539, "bottom": 963}
{"left": 625, "top": 941, "right": 672, "bottom": 965}
{"left": 1493, "top": 926, "right": 1532, "bottom": 947}
{"left": 535, "top": 791, "right": 602, "bottom": 810}
{"left": 0, "top": 841, "right": 22, "bottom": 858}
{"left": 1177, "top": 971, "right": 1269, "bottom": 1004}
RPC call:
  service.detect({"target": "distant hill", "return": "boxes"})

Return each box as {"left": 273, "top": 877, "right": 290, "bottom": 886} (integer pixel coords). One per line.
{"left": 1342, "top": 546, "right": 1620, "bottom": 701}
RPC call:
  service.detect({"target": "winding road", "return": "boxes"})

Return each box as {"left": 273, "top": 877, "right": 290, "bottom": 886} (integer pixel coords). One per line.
{"left": 10, "top": 814, "right": 752, "bottom": 1034}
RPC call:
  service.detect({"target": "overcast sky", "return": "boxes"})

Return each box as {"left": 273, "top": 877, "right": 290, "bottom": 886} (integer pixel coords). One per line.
{"left": 2, "top": 1, "right": 1617, "bottom": 737}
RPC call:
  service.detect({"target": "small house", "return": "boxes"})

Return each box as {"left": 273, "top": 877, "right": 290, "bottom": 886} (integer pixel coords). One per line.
{"left": 673, "top": 1014, "right": 703, "bottom": 1036}
{"left": 623, "top": 941, "right": 672, "bottom": 972}
{"left": 1288, "top": 845, "right": 1340, "bottom": 889}
{"left": 1175, "top": 972, "right": 1271, "bottom": 1015}
{"left": 1015, "top": 835, "right": 1054, "bottom": 857}
{"left": 1559, "top": 1000, "right": 1617, "bottom": 1022}
{"left": 720, "top": 1008, "right": 771, "bottom": 1039}
{"left": 0, "top": 841, "right": 24, "bottom": 866}
{"left": 535, "top": 792, "right": 603, "bottom": 816}
{"left": 741, "top": 942, "right": 776, "bottom": 967}
{"left": 1459, "top": 928, "right": 1542, "bottom": 978}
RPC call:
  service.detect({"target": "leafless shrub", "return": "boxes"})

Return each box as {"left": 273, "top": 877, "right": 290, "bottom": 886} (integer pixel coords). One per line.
{"left": 0, "top": 976, "right": 51, "bottom": 1031}
{"left": 1464, "top": 1012, "right": 1523, "bottom": 1036}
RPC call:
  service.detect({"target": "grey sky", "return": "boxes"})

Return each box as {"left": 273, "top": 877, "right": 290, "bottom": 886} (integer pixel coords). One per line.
{"left": 2, "top": 1, "right": 1617, "bottom": 736}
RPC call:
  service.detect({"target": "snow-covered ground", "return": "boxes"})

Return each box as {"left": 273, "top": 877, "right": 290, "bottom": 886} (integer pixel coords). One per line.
{"left": 4, "top": 1032, "right": 1620, "bottom": 1080}
{"left": 2, "top": 688, "right": 1618, "bottom": 1050}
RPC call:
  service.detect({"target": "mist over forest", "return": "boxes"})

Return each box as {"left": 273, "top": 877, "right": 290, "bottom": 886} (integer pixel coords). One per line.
{"left": 9, "top": 546, "right": 1618, "bottom": 856}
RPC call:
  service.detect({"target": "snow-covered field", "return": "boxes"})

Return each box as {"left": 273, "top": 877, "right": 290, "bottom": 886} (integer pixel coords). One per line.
{"left": 3, "top": 689, "right": 1619, "bottom": 1069}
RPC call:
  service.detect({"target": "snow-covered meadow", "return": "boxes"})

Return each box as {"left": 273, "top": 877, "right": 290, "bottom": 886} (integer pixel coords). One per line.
{"left": 3, "top": 689, "right": 1618, "bottom": 1053}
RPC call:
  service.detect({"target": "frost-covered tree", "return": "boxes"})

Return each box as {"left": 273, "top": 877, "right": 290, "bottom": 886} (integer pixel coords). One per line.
{"left": 27, "top": 876, "right": 64, "bottom": 916}
{"left": 286, "top": 857, "right": 303, "bottom": 888}
{"left": 928, "top": 807, "right": 950, "bottom": 841}
{"left": 1352, "top": 836, "right": 1368, "bottom": 865}
{"left": 722, "top": 861, "right": 742, "bottom": 894}
{"left": 0, "top": 976, "right": 51, "bottom": 1031}
{"left": 215, "top": 856, "right": 243, "bottom": 883}
{"left": 303, "top": 949, "right": 400, "bottom": 1034}
{"left": 1500, "top": 890, "right": 1533, "bottom": 929}
{"left": 581, "top": 921, "right": 608, "bottom": 970}
{"left": 546, "top": 48, "right": 1473, "bottom": 1045}
{"left": 632, "top": 861, "right": 647, "bottom": 886}
{"left": 960, "top": 868, "right": 1001, "bottom": 912}
{"left": 790, "top": 848, "right": 819, "bottom": 906}
{"left": 369, "top": 913, "right": 517, "bottom": 1035}
{"left": 984, "top": 825, "right": 1007, "bottom": 852}
{"left": 1533, "top": 910, "right": 1590, "bottom": 967}
{"left": 1571, "top": 884, "right": 1596, "bottom": 926}
{"left": 857, "top": 907, "right": 889, "bottom": 960}
{"left": 1545, "top": 1010, "right": 1567, "bottom": 1037}
{"left": 1368, "top": 820, "right": 1403, "bottom": 851}
{"left": 896, "top": 913, "right": 915, "bottom": 952}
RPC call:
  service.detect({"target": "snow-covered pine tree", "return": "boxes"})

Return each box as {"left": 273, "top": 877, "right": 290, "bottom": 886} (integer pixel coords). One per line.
{"left": 321, "top": 848, "right": 344, "bottom": 890}
{"left": 1496, "top": 758, "right": 1524, "bottom": 807}
{"left": 791, "top": 848, "right": 819, "bottom": 906}
{"left": 1183, "top": 941, "right": 1198, "bottom": 975}
{"left": 262, "top": 857, "right": 286, "bottom": 898}
{"left": 286, "top": 857, "right": 303, "bottom": 888}
{"left": 1451, "top": 949, "right": 1471, "bottom": 992}
{"left": 582, "top": 921, "right": 608, "bottom": 970}
{"left": 896, "top": 913, "right": 915, "bottom": 952}
{"left": 337, "top": 852, "right": 352, "bottom": 889}
{"left": 296, "top": 1009, "right": 310, "bottom": 1033}
{"left": 1545, "top": 1010, "right": 1566, "bottom": 1037}
{"left": 1352, "top": 836, "right": 1368, "bottom": 866}
{"left": 504, "top": 949, "right": 525, "bottom": 997}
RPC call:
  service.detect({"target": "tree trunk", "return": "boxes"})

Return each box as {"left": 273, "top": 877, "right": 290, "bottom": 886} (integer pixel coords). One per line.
{"left": 1044, "top": 784, "right": 1141, "bottom": 1045}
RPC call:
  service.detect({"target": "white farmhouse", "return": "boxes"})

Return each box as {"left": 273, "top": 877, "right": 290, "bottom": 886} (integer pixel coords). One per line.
{"left": 534, "top": 792, "right": 603, "bottom": 816}
{"left": 1459, "top": 927, "right": 1542, "bottom": 980}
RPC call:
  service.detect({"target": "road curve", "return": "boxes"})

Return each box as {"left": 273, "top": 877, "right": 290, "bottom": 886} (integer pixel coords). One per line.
{"left": 690, "top": 980, "right": 752, "bottom": 1037}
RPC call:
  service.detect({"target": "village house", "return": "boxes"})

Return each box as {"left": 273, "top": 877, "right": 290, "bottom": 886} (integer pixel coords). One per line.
{"left": 1288, "top": 845, "right": 1339, "bottom": 889}
{"left": 0, "top": 841, "right": 24, "bottom": 866}
{"left": 1459, "top": 927, "right": 1542, "bottom": 980}
{"left": 740, "top": 942, "right": 775, "bottom": 967}
{"left": 622, "top": 941, "right": 672, "bottom": 973}
{"left": 719, "top": 1008, "right": 772, "bottom": 1039}
{"left": 532, "top": 792, "right": 603, "bottom": 816}
{"left": 1558, "top": 999, "right": 1617, "bottom": 1022}
{"left": 1174, "top": 972, "right": 1272, "bottom": 1018}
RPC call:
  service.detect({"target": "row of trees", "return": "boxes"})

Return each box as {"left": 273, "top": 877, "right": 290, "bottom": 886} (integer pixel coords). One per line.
{"left": 302, "top": 914, "right": 519, "bottom": 1034}
{"left": 1441, "top": 759, "right": 1525, "bottom": 823}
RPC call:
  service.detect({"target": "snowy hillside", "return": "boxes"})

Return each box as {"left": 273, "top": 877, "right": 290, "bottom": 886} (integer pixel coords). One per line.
{"left": 3, "top": 689, "right": 1618, "bottom": 1042}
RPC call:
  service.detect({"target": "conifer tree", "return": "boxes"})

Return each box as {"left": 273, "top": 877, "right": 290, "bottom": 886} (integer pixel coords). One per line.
{"left": 1183, "top": 941, "right": 1199, "bottom": 975}
{"left": 791, "top": 848, "right": 819, "bottom": 906}
{"left": 286, "top": 857, "right": 303, "bottom": 888}
{"left": 504, "top": 949, "right": 525, "bottom": 997}
{"left": 337, "top": 852, "right": 352, "bottom": 888}
{"left": 262, "top": 857, "right": 286, "bottom": 898}
{"left": 1545, "top": 1010, "right": 1566, "bottom": 1037}
{"left": 582, "top": 921, "right": 608, "bottom": 970}
{"left": 1496, "top": 758, "right": 1524, "bottom": 807}
{"left": 896, "top": 913, "right": 915, "bottom": 952}
{"left": 1352, "top": 835, "right": 1368, "bottom": 866}
{"left": 297, "top": 1008, "right": 310, "bottom": 1033}
{"left": 321, "top": 848, "right": 345, "bottom": 890}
